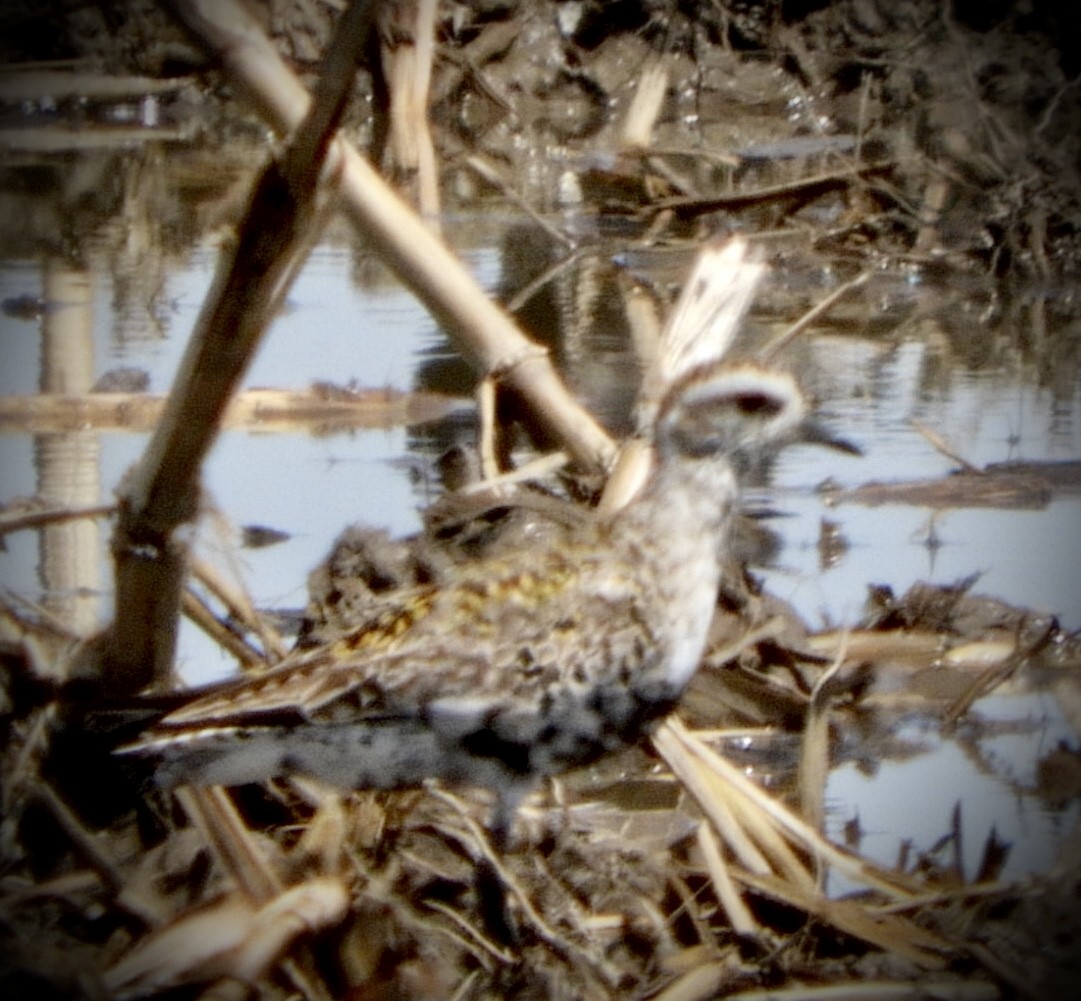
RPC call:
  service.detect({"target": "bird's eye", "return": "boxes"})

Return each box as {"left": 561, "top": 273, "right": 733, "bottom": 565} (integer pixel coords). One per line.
{"left": 733, "top": 392, "right": 783, "bottom": 416}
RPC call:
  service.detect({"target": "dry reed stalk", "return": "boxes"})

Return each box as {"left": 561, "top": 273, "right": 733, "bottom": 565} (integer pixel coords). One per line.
{"left": 458, "top": 451, "right": 570, "bottom": 495}
{"left": 648, "top": 962, "right": 729, "bottom": 1001}
{"left": 736, "top": 868, "right": 951, "bottom": 967}
{"left": 721, "top": 980, "right": 997, "bottom": 1001}
{"left": 659, "top": 722, "right": 817, "bottom": 893}
{"left": 426, "top": 787, "right": 576, "bottom": 958}
{"left": 797, "top": 638, "right": 848, "bottom": 834}
{"left": 107, "top": 0, "right": 376, "bottom": 693}
{"left": 621, "top": 272, "right": 664, "bottom": 375}
{"left": 943, "top": 617, "right": 1056, "bottom": 725}
{"left": 169, "top": 0, "right": 615, "bottom": 475}
{"left": 103, "top": 877, "right": 349, "bottom": 999}
{"left": 757, "top": 270, "right": 871, "bottom": 363}
{"left": 190, "top": 555, "right": 289, "bottom": 662}
{"left": 694, "top": 822, "right": 761, "bottom": 937}
{"left": 908, "top": 417, "right": 979, "bottom": 472}
{"left": 180, "top": 589, "right": 267, "bottom": 670}
{"left": 659, "top": 718, "right": 925, "bottom": 900}
{"left": 175, "top": 786, "right": 283, "bottom": 903}
{"left": 476, "top": 375, "right": 501, "bottom": 483}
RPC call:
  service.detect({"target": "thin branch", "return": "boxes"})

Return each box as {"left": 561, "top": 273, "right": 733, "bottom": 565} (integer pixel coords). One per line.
{"left": 654, "top": 163, "right": 889, "bottom": 218}
{"left": 909, "top": 417, "right": 979, "bottom": 473}
{"left": 0, "top": 501, "right": 114, "bottom": 538}
{"left": 758, "top": 270, "right": 871, "bottom": 363}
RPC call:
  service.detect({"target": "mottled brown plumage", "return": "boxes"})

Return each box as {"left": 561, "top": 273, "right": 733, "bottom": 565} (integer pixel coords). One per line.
{"left": 120, "top": 362, "right": 807, "bottom": 835}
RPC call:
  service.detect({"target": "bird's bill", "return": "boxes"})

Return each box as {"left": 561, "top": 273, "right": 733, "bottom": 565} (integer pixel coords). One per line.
{"left": 798, "top": 418, "right": 862, "bottom": 455}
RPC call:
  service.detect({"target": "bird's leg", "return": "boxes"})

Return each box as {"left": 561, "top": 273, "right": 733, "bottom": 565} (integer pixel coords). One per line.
{"left": 425, "top": 784, "right": 523, "bottom": 949}
{"left": 475, "top": 856, "right": 518, "bottom": 949}
{"left": 488, "top": 783, "right": 526, "bottom": 855}
{"left": 474, "top": 784, "right": 527, "bottom": 949}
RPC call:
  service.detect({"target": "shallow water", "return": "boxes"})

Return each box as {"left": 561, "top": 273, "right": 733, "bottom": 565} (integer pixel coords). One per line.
{"left": 1, "top": 145, "right": 1079, "bottom": 890}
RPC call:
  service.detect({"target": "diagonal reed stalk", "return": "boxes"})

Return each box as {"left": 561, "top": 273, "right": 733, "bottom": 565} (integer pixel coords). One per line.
{"left": 105, "top": 0, "right": 377, "bottom": 693}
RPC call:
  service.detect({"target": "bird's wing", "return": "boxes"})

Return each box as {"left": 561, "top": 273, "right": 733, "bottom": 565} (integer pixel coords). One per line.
{"left": 151, "top": 583, "right": 442, "bottom": 728}
{"left": 143, "top": 557, "right": 660, "bottom": 737}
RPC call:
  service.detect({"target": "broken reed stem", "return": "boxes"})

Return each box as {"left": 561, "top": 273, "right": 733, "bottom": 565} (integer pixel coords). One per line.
{"left": 175, "top": 786, "right": 283, "bottom": 903}
{"left": 797, "top": 636, "right": 848, "bottom": 836}
{"left": 168, "top": 0, "right": 615, "bottom": 474}
{"left": 379, "top": 0, "right": 441, "bottom": 219}
{"left": 600, "top": 238, "right": 764, "bottom": 515}
{"left": 107, "top": 1, "right": 375, "bottom": 693}
{"left": 619, "top": 58, "right": 669, "bottom": 149}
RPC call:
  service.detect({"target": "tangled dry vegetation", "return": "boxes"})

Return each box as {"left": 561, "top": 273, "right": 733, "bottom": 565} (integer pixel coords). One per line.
{"left": 3, "top": 0, "right": 1079, "bottom": 274}
{"left": 2, "top": 1, "right": 1081, "bottom": 999}
{"left": 4, "top": 561, "right": 1081, "bottom": 999}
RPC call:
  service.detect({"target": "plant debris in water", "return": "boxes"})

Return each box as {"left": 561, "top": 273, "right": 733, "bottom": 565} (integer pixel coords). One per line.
{"left": 3, "top": 559, "right": 1081, "bottom": 998}
{"left": 1, "top": 2, "right": 1080, "bottom": 1000}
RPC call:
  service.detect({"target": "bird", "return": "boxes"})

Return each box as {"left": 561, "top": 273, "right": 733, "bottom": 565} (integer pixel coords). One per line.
{"left": 118, "top": 360, "right": 810, "bottom": 844}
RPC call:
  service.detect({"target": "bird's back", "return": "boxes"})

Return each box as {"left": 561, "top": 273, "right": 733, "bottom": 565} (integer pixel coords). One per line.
{"left": 122, "top": 514, "right": 682, "bottom": 792}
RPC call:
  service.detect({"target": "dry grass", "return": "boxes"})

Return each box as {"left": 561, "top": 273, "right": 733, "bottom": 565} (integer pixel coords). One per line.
{"left": 4, "top": 581, "right": 1079, "bottom": 999}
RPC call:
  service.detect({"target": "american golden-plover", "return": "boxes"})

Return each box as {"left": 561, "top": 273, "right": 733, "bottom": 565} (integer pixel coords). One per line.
{"left": 120, "top": 359, "right": 810, "bottom": 843}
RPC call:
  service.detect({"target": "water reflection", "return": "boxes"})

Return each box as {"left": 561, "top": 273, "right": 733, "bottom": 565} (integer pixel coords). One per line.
{"left": 1, "top": 143, "right": 1079, "bottom": 888}
{"left": 34, "top": 262, "right": 102, "bottom": 633}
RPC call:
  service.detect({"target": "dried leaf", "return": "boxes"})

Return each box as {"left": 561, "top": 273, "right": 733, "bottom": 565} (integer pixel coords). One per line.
{"left": 104, "top": 878, "right": 349, "bottom": 998}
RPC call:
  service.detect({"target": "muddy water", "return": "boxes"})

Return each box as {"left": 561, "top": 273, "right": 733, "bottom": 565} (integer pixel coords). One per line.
{"left": 1, "top": 151, "right": 1079, "bottom": 890}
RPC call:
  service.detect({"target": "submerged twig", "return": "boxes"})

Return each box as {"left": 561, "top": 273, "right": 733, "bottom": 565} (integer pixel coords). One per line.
{"left": 466, "top": 155, "right": 575, "bottom": 250}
